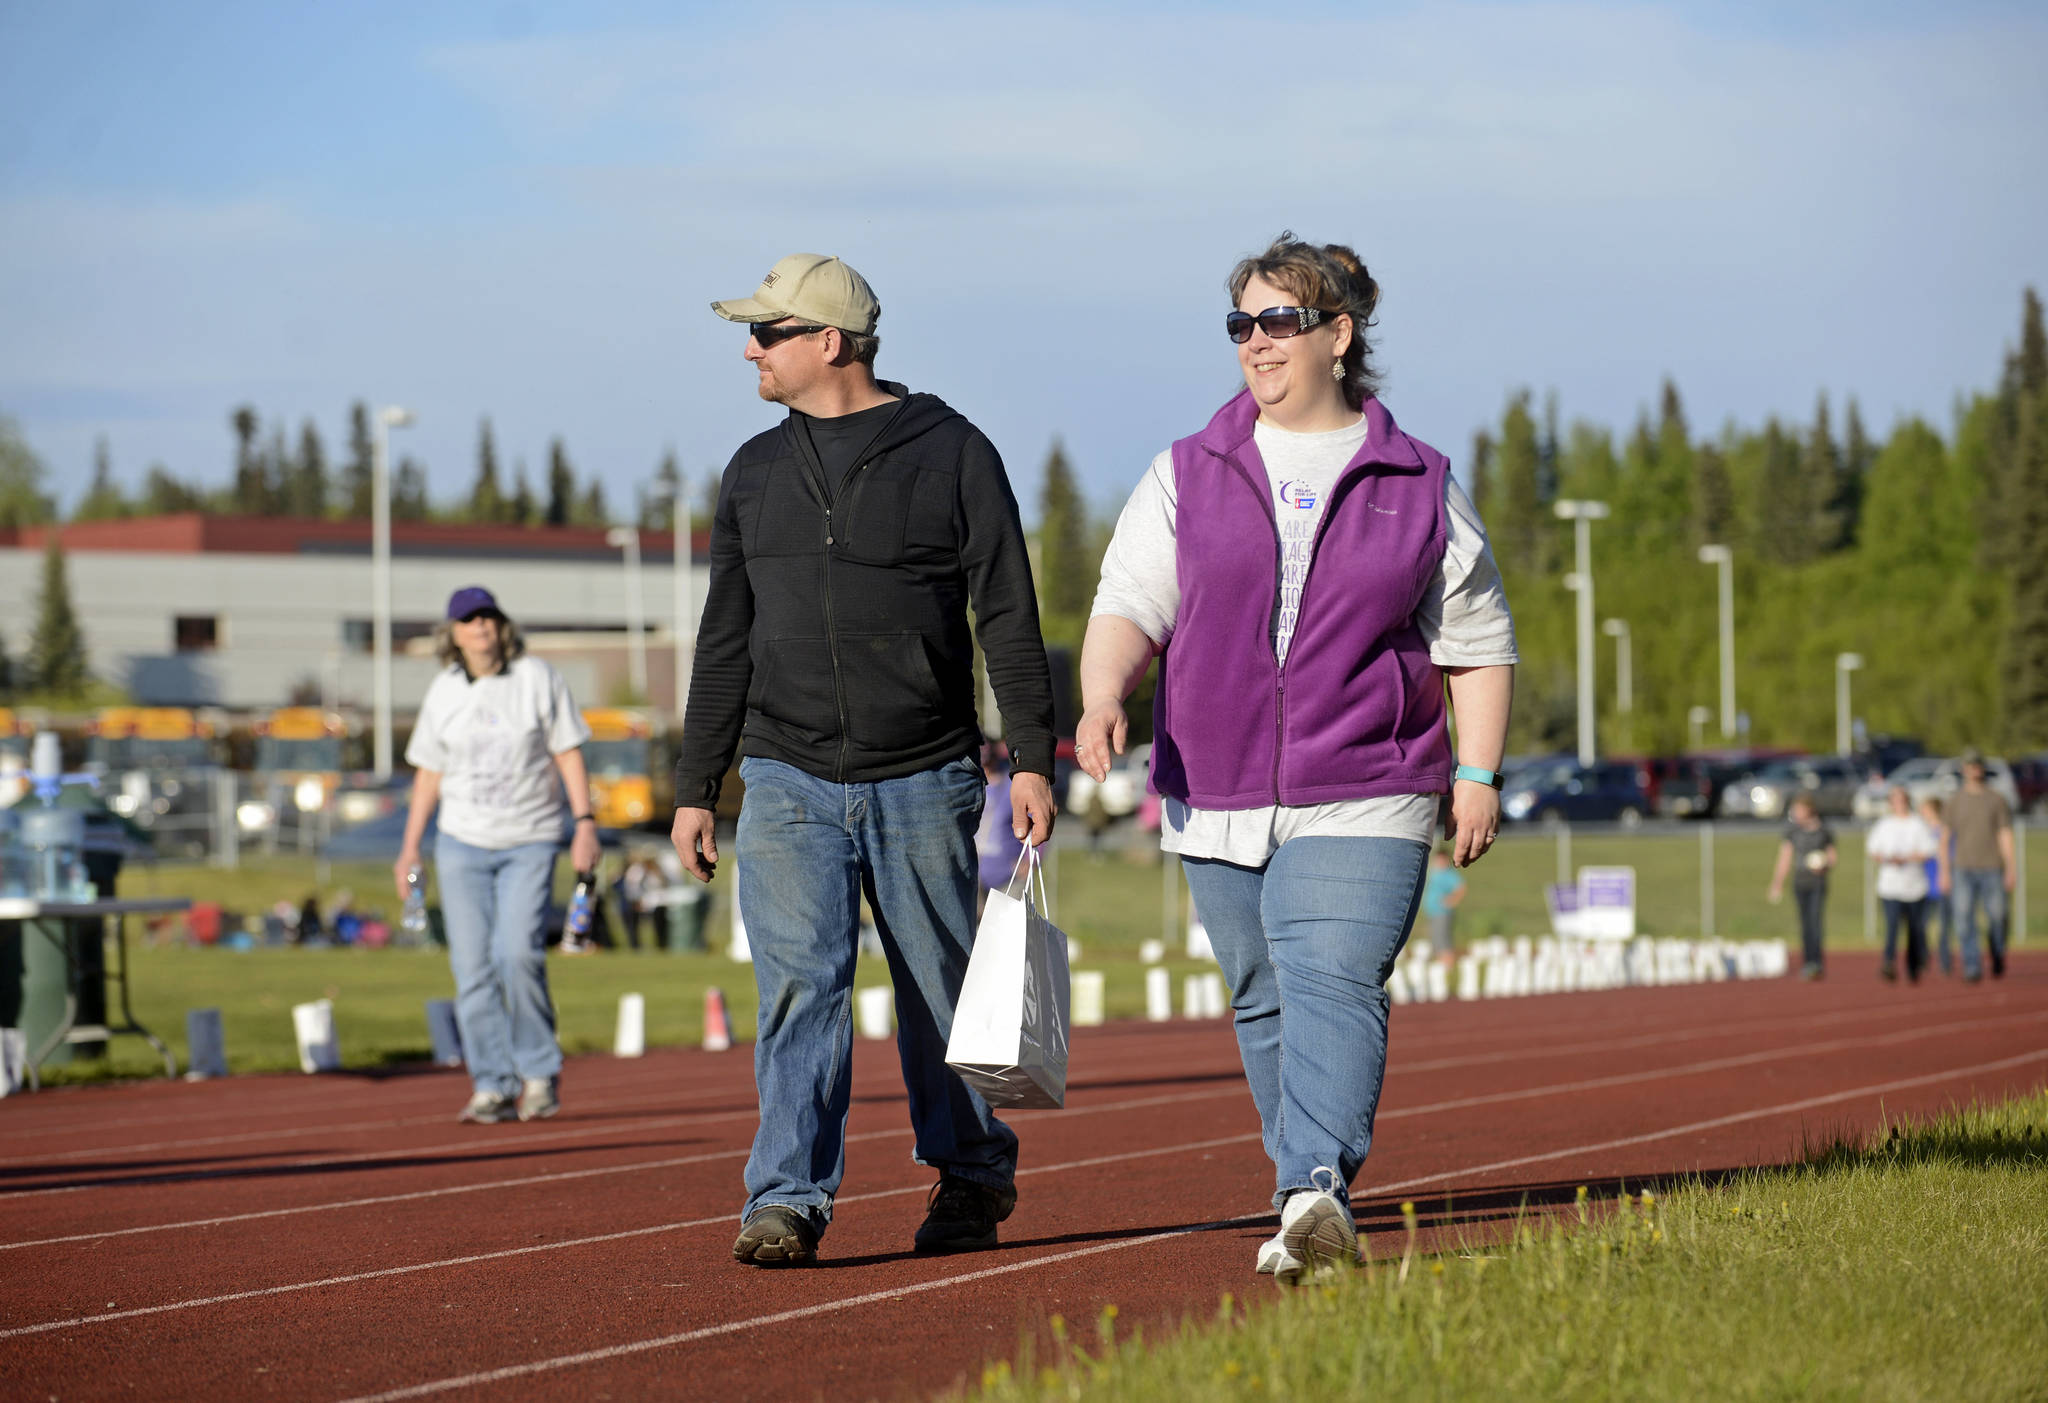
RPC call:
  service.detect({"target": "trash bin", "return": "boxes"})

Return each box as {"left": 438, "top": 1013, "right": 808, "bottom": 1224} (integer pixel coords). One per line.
{"left": 666, "top": 887, "right": 709, "bottom": 953}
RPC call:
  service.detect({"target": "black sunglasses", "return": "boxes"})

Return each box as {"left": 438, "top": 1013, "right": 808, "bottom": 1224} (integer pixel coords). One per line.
{"left": 1225, "top": 306, "right": 1328, "bottom": 344}
{"left": 749, "top": 322, "right": 826, "bottom": 349}
{"left": 455, "top": 611, "right": 500, "bottom": 624}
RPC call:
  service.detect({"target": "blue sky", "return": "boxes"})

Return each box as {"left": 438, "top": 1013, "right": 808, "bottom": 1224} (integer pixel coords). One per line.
{"left": 3, "top": 1, "right": 2044, "bottom": 521}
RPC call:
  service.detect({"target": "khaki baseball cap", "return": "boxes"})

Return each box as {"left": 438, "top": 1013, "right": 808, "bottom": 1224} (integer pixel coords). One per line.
{"left": 710, "top": 253, "right": 880, "bottom": 334}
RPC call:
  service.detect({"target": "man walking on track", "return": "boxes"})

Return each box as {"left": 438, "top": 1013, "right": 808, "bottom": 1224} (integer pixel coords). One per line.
{"left": 1945, "top": 747, "right": 2017, "bottom": 981}
{"left": 671, "top": 253, "right": 1058, "bottom": 1267}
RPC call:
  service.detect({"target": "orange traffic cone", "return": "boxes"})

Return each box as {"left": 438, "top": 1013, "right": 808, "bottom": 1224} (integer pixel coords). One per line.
{"left": 703, "top": 986, "right": 733, "bottom": 1052}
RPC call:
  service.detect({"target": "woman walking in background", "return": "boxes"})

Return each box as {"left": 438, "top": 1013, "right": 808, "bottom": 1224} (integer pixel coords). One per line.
{"left": 1078, "top": 232, "right": 1516, "bottom": 1282}
{"left": 1918, "top": 795, "right": 1955, "bottom": 976}
{"left": 1768, "top": 794, "right": 1837, "bottom": 979}
{"left": 1867, "top": 785, "right": 1937, "bottom": 982}
{"left": 397, "top": 586, "right": 601, "bottom": 1124}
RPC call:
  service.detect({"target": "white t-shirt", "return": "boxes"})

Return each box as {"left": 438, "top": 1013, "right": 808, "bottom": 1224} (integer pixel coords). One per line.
{"left": 1866, "top": 814, "right": 1937, "bottom": 903}
{"left": 405, "top": 655, "right": 593, "bottom": 850}
{"left": 1091, "top": 414, "right": 1518, "bottom": 864}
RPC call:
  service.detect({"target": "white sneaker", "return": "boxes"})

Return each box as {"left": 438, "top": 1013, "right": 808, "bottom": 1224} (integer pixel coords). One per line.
{"left": 1277, "top": 1167, "right": 1357, "bottom": 1279}
{"left": 1255, "top": 1228, "right": 1303, "bottom": 1281}
{"left": 457, "top": 1089, "right": 515, "bottom": 1124}
{"left": 517, "top": 1076, "right": 559, "bottom": 1122}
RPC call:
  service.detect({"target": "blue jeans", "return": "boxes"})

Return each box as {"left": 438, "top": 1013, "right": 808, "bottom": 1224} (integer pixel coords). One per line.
{"left": 1954, "top": 868, "right": 2009, "bottom": 977}
{"left": 1928, "top": 891, "right": 1954, "bottom": 974}
{"left": 1182, "top": 835, "right": 1429, "bottom": 1210}
{"left": 434, "top": 834, "right": 563, "bottom": 1097}
{"left": 735, "top": 755, "right": 1017, "bottom": 1232}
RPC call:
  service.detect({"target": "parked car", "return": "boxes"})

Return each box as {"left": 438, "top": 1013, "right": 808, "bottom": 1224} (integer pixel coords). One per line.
{"left": 2012, "top": 754, "right": 2048, "bottom": 816}
{"left": 1720, "top": 755, "right": 1863, "bottom": 820}
{"left": 1849, "top": 754, "right": 2024, "bottom": 820}
{"left": 1501, "top": 760, "right": 1650, "bottom": 826}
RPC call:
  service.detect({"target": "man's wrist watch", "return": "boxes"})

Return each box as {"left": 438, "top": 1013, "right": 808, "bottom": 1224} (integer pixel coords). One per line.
{"left": 1454, "top": 764, "right": 1506, "bottom": 789}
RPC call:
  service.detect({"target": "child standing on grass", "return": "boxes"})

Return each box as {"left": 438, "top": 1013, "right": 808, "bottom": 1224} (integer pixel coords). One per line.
{"left": 1422, "top": 845, "right": 1466, "bottom": 960}
{"left": 1768, "top": 794, "right": 1837, "bottom": 979}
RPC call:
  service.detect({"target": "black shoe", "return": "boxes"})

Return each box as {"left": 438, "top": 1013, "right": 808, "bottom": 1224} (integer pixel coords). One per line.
{"left": 1879, "top": 963, "right": 1897, "bottom": 982}
{"left": 913, "top": 1173, "right": 1016, "bottom": 1254}
{"left": 1991, "top": 953, "right": 2007, "bottom": 979}
{"left": 732, "top": 1205, "right": 819, "bottom": 1267}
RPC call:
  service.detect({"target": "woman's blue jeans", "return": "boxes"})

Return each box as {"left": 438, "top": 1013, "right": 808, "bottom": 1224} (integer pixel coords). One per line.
{"left": 434, "top": 834, "right": 563, "bottom": 1098}
{"left": 1183, "top": 835, "right": 1428, "bottom": 1210}
{"left": 735, "top": 755, "right": 1017, "bottom": 1233}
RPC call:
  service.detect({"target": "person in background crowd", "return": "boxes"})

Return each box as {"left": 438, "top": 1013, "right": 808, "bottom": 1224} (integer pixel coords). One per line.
{"left": 670, "top": 253, "right": 1057, "bottom": 1267}
{"left": 1867, "top": 785, "right": 1937, "bottom": 983}
{"left": 1769, "top": 793, "right": 1837, "bottom": 979}
{"left": 1079, "top": 232, "right": 1516, "bottom": 1283}
{"left": 1917, "top": 795, "right": 1955, "bottom": 976}
{"left": 1422, "top": 845, "right": 1467, "bottom": 962}
{"left": 975, "top": 745, "right": 1024, "bottom": 916}
{"left": 619, "top": 855, "right": 649, "bottom": 951}
{"left": 398, "top": 585, "right": 600, "bottom": 1124}
{"left": 1944, "top": 748, "right": 2016, "bottom": 981}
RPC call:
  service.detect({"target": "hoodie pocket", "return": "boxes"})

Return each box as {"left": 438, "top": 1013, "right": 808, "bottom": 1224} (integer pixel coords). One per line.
{"left": 837, "top": 463, "right": 916, "bottom": 565}
{"left": 842, "top": 631, "right": 947, "bottom": 750}
{"left": 746, "top": 636, "right": 839, "bottom": 745}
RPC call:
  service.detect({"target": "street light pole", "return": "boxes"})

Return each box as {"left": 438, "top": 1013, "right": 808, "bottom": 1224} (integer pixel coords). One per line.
{"left": 1835, "top": 652, "right": 1863, "bottom": 756}
{"left": 1555, "top": 499, "right": 1609, "bottom": 766}
{"left": 672, "top": 479, "right": 694, "bottom": 725}
{"left": 1698, "top": 544, "right": 1735, "bottom": 741}
{"left": 371, "top": 405, "right": 415, "bottom": 780}
{"left": 605, "top": 526, "right": 647, "bottom": 703}
{"left": 1602, "top": 617, "right": 1632, "bottom": 746}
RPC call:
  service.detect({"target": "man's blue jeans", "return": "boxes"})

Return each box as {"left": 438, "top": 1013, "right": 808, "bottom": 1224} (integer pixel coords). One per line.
{"left": 1954, "top": 867, "right": 2009, "bottom": 977}
{"left": 735, "top": 755, "right": 1017, "bottom": 1233}
{"left": 434, "top": 834, "right": 563, "bottom": 1098}
{"left": 1182, "top": 835, "right": 1428, "bottom": 1210}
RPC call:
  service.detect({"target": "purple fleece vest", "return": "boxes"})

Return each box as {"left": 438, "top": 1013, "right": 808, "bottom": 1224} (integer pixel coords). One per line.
{"left": 1150, "top": 392, "right": 1453, "bottom": 809}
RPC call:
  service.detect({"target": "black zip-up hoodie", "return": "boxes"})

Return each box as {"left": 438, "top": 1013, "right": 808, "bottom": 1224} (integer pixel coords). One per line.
{"left": 674, "top": 384, "right": 1055, "bottom": 807}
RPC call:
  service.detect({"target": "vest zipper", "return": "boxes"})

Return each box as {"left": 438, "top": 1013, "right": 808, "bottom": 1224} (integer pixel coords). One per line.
{"left": 821, "top": 503, "right": 851, "bottom": 781}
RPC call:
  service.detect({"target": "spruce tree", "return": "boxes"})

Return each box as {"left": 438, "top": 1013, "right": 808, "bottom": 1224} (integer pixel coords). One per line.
{"left": 1035, "top": 440, "right": 1095, "bottom": 624}
{"left": 141, "top": 464, "right": 203, "bottom": 515}
{"left": 73, "top": 436, "right": 131, "bottom": 521}
{"left": 1803, "top": 395, "right": 1846, "bottom": 553}
{"left": 392, "top": 457, "right": 430, "bottom": 521}
{"left": 1492, "top": 392, "right": 1547, "bottom": 577}
{"left": 230, "top": 406, "right": 265, "bottom": 513}
{"left": 1467, "top": 430, "right": 1494, "bottom": 520}
{"left": 0, "top": 414, "right": 57, "bottom": 527}
{"left": 1691, "top": 443, "right": 1735, "bottom": 548}
{"left": 341, "top": 401, "right": 374, "bottom": 518}
{"left": 1753, "top": 418, "right": 1812, "bottom": 566}
{"left": 2002, "top": 373, "right": 2048, "bottom": 745}
{"left": 289, "top": 419, "right": 329, "bottom": 517}
{"left": 640, "top": 449, "right": 681, "bottom": 529}
{"left": 510, "top": 461, "right": 536, "bottom": 526}
{"left": 469, "top": 418, "right": 506, "bottom": 523}
{"left": 575, "top": 479, "right": 609, "bottom": 528}
{"left": 546, "top": 439, "right": 575, "bottom": 526}
{"left": 27, "top": 536, "right": 89, "bottom": 696}
{"left": 264, "top": 422, "right": 291, "bottom": 516}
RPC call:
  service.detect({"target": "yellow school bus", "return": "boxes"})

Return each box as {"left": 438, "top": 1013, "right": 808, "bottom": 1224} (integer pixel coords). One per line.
{"left": 581, "top": 708, "right": 656, "bottom": 828}
{"left": 88, "top": 707, "right": 217, "bottom": 771}
{"left": 256, "top": 707, "right": 352, "bottom": 812}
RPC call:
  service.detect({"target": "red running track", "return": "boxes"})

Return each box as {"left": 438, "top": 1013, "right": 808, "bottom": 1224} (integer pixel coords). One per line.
{"left": 3, "top": 951, "right": 2043, "bottom": 1402}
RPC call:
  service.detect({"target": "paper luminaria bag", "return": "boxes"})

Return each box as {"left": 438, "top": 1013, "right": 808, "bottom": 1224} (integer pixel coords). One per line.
{"left": 945, "top": 844, "right": 1071, "bottom": 1109}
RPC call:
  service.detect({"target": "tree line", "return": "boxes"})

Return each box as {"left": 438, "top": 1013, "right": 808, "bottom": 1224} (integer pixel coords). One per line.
{"left": 1030, "top": 288, "right": 2048, "bottom": 759}
{"left": 0, "top": 402, "right": 704, "bottom": 533}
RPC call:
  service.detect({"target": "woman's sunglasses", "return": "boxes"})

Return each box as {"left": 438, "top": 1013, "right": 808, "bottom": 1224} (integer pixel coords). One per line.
{"left": 1225, "top": 306, "right": 1328, "bottom": 344}
{"left": 749, "top": 322, "right": 826, "bottom": 349}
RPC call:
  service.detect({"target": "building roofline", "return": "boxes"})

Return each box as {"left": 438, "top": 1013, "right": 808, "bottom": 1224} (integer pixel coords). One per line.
{"left": 0, "top": 513, "right": 707, "bottom": 562}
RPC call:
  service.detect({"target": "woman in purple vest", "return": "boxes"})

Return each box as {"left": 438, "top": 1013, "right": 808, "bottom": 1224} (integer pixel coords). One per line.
{"left": 1077, "top": 233, "right": 1517, "bottom": 1282}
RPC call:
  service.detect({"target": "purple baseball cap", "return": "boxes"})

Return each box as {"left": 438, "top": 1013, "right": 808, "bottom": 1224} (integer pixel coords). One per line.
{"left": 446, "top": 586, "right": 503, "bottom": 621}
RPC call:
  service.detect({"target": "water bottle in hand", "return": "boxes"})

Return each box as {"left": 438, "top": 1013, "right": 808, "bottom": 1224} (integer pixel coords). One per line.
{"left": 562, "top": 869, "right": 596, "bottom": 953}
{"left": 401, "top": 865, "right": 430, "bottom": 939}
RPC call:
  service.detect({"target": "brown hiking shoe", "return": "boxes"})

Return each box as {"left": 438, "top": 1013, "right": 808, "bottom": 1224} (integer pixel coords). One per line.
{"left": 732, "top": 1205, "right": 819, "bottom": 1267}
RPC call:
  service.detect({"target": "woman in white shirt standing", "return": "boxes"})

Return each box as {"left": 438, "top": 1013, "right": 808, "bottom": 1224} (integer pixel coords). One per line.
{"left": 1077, "top": 233, "right": 1516, "bottom": 1282}
{"left": 1867, "top": 784, "right": 1938, "bottom": 983}
{"left": 397, "top": 587, "right": 601, "bottom": 1123}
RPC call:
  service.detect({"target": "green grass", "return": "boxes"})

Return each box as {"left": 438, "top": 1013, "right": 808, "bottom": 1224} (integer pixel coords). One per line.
{"left": 30, "top": 825, "right": 2046, "bottom": 1083}
{"left": 960, "top": 1092, "right": 2048, "bottom": 1403}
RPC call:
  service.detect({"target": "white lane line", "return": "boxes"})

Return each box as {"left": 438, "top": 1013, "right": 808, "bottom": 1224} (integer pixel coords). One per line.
{"left": 1367, "top": 1048, "right": 2048, "bottom": 1198}
{"left": 3, "top": 985, "right": 1991, "bottom": 1166}
{"left": 337, "top": 1218, "right": 1255, "bottom": 1403}
{"left": 9, "top": 1008, "right": 2033, "bottom": 1250}
{"left": 0, "top": 1131, "right": 1266, "bottom": 1342}
{"left": 322, "top": 1047, "right": 2048, "bottom": 1403}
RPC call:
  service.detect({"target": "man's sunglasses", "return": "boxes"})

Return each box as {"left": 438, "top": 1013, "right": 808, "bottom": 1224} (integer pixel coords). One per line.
{"left": 1225, "top": 306, "right": 1328, "bottom": 344}
{"left": 749, "top": 322, "right": 826, "bottom": 349}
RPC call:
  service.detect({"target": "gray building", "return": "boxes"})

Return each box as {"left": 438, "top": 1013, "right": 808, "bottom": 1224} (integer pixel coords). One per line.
{"left": 0, "top": 515, "right": 708, "bottom": 715}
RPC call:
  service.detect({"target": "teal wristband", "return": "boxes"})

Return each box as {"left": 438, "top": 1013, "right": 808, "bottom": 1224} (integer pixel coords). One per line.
{"left": 1454, "top": 764, "right": 1505, "bottom": 789}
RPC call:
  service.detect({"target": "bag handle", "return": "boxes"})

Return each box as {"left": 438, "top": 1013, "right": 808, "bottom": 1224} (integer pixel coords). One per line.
{"left": 1004, "top": 839, "right": 1051, "bottom": 917}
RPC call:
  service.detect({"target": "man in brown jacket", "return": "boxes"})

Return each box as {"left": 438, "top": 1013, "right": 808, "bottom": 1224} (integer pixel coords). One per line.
{"left": 1942, "top": 748, "right": 2016, "bottom": 981}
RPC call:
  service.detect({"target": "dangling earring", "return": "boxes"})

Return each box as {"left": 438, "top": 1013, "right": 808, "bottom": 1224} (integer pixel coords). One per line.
{"left": 1331, "top": 360, "right": 1345, "bottom": 382}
